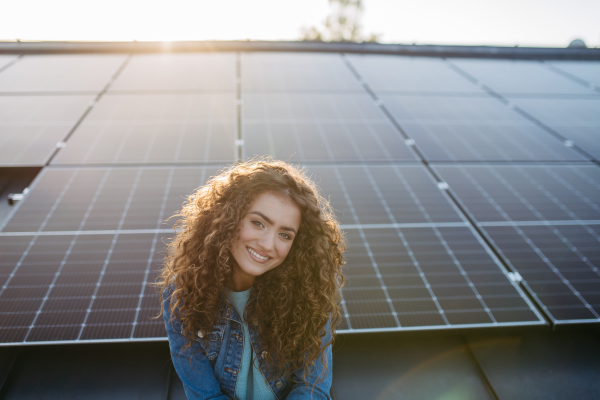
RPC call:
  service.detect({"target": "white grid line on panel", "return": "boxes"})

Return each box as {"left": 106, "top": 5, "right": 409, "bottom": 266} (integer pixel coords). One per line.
{"left": 0, "top": 223, "right": 474, "bottom": 237}
{"left": 77, "top": 169, "right": 144, "bottom": 340}
{"left": 478, "top": 220, "right": 600, "bottom": 227}
{"left": 0, "top": 229, "right": 174, "bottom": 237}
{"left": 0, "top": 315, "right": 552, "bottom": 346}
{"left": 23, "top": 169, "right": 112, "bottom": 341}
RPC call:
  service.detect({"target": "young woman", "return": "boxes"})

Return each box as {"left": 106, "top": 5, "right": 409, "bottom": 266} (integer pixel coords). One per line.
{"left": 159, "top": 159, "right": 346, "bottom": 400}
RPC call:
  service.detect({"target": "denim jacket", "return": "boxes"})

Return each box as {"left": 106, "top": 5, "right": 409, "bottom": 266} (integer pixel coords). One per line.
{"left": 162, "top": 286, "right": 333, "bottom": 400}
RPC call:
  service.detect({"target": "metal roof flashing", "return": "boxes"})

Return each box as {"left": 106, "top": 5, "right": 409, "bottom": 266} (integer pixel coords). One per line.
{"left": 0, "top": 40, "right": 599, "bottom": 60}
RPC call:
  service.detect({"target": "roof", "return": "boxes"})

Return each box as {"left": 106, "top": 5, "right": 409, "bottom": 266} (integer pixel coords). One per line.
{"left": 0, "top": 41, "right": 599, "bottom": 399}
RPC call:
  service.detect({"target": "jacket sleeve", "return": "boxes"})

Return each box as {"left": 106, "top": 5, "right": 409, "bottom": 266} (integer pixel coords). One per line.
{"left": 163, "top": 287, "right": 230, "bottom": 400}
{"left": 285, "top": 320, "right": 333, "bottom": 400}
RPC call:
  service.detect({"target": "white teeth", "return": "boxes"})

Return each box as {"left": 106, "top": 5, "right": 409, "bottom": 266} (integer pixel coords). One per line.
{"left": 248, "top": 247, "right": 268, "bottom": 261}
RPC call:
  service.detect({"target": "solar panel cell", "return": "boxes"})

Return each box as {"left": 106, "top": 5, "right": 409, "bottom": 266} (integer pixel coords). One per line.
{"left": 52, "top": 94, "right": 236, "bottom": 165}
{"left": 109, "top": 53, "right": 236, "bottom": 92}
{"left": 549, "top": 61, "right": 600, "bottom": 88}
{"left": 435, "top": 165, "right": 600, "bottom": 223}
{"left": 0, "top": 55, "right": 127, "bottom": 92}
{"left": 242, "top": 53, "right": 362, "bottom": 92}
{"left": 347, "top": 55, "right": 484, "bottom": 93}
{"left": 483, "top": 224, "right": 600, "bottom": 324}
{"left": 450, "top": 59, "right": 595, "bottom": 95}
{"left": 0, "top": 95, "right": 95, "bottom": 166}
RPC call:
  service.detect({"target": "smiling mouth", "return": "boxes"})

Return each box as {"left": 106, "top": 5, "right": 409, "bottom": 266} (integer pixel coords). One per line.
{"left": 246, "top": 246, "right": 270, "bottom": 262}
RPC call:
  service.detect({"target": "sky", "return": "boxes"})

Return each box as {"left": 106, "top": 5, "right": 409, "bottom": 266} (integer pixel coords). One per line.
{"left": 1, "top": 0, "right": 598, "bottom": 48}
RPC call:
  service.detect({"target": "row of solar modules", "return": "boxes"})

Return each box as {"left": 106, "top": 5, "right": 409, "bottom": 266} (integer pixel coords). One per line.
{"left": 0, "top": 52, "right": 599, "bottom": 345}
{"left": 1, "top": 53, "right": 599, "bottom": 166}
{"left": 1, "top": 163, "right": 599, "bottom": 342}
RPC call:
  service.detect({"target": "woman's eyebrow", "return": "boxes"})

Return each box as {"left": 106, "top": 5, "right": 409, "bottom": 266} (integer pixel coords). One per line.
{"left": 249, "top": 211, "right": 297, "bottom": 234}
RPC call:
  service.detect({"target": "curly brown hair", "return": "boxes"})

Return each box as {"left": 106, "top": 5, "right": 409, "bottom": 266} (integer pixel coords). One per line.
{"left": 159, "top": 158, "right": 346, "bottom": 383}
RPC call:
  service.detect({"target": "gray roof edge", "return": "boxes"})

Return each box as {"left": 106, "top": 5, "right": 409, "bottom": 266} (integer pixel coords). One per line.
{"left": 0, "top": 40, "right": 599, "bottom": 60}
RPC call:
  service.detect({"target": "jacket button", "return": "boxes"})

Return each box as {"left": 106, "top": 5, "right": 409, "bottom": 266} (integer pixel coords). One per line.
{"left": 252, "top": 319, "right": 259, "bottom": 326}
{"left": 261, "top": 351, "right": 268, "bottom": 358}
{"left": 275, "top": 381, "right": 283, "bottom": 388}
{"left": 197, "top": 330, "right": 204, "bottom": 338}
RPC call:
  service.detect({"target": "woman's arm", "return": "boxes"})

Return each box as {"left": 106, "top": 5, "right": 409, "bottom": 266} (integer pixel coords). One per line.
{"left": 162, "top": 288, "right": 230, "bottom": 400}
{"left": 286, "top": 320, "right": 333, "bottom": 400}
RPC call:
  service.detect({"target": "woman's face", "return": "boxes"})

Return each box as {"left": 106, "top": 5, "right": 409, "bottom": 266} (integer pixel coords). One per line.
{"left": 230, "top": 192, "right": 301, "bottom": 292}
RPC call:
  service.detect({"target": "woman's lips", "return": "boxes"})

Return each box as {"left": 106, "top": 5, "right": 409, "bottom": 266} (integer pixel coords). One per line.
{"left": 246, "top": 246, "right": 270, "bottom": 263}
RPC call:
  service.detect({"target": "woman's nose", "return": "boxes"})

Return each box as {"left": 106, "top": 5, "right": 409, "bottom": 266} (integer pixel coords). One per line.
{"left": 257, "top": 232, "right": 275, "bottom": 251}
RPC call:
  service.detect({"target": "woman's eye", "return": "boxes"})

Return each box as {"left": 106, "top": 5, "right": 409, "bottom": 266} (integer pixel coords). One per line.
{"left": 252, "top": 220, "right": 264, "bottom": 228}
{"left": 279, "top": 232, "right": 291, "bottom": 240}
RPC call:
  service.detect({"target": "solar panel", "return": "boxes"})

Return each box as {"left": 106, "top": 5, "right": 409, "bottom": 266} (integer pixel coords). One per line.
{"left": 434, "top": 164, "right": 600, "bottom": 324}
{"left": 548, "top": 61, "right": 600, "bottom": 88}
{"left": 309, "top": 165, "right": 463, "bottom": 225}
{"left": 0, "top": 95, "right": 95, "bottom": 166}
{"left": 509, "top": 98, "right": 600, "bottom": 161}
{"left": 0, "top": 232, "right": 169, "bottom": 343}
{"left": 0, "top": 55, "right": 127, "bottom": 93}
{"left": 434, "top": 165, "right": 600, "bottom": 223}
{"left": 449, "top": 59, "right": 595, "bottom": 95}
{"left": 0, "top": 166, "right": 217, "bottom": 233}
{"left": 482, "top": 224, "right": 600, "bottom": 324}
{"left": 242, "top": 52, "right": 363, "bottom": 92}
{"left": 3, "top": 51, "right": 599, "bottom": 345}
{"left": 377, "top": 94, "right": 591, "bottom": 161}
{"left": 346, "top": 55, "right": 485, "bottom": 94}
{"left": 398, "top": 122, "right": 584, "bottom": 162}
{"left": 242, "top": 93, "right": 416, "bottom": 162}
{"left": 108, "top": 53, "right": 236, "bottom": 92}
{"left": 339, "top": 226, "right": 544, "bottom": 330}
{"left": 378, "top": 95, "right": 526, "bottom": 123}
{"left": 51, "top": 94, "right": 237, "bottom": 164}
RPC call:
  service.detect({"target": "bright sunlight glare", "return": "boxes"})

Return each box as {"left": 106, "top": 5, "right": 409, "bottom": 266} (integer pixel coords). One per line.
{"left": 0, "top": 0, "right": 598, "bottom": 48}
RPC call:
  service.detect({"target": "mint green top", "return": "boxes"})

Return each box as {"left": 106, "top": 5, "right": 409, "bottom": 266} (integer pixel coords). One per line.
{"left": 227, "top": 289, "right": 276, "bottom": 400}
